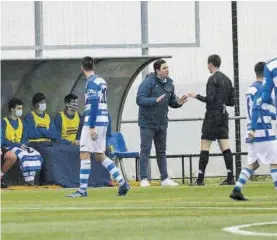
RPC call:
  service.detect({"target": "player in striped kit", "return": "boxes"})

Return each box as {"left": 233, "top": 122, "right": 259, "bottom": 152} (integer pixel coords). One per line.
{"left": 256, "top": 58, "right": 277, "bottom": 112}
{"left": 230, "top": 62, "right": 277, "bottom": 201}
{"left": 250, "top": 58, "right": 277, "bottom": 133}
{"left": 1, "top": 98, "right": 43, "bottom": 187}
{"left": 68, "top": 57, "right": 130, "bottom": 197}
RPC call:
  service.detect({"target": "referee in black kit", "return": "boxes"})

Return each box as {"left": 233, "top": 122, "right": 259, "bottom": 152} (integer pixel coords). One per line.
{"left": 188, "top": 54, "right": 235, "bottom": 186}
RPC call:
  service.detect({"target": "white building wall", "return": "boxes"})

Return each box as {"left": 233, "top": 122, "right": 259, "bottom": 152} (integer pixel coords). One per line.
{"left": 1, "top": 1, "right": 277, "bottom": 179}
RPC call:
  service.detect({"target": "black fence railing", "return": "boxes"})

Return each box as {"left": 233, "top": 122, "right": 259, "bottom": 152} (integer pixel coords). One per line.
{"left": 131, "top": 152, "right": 256, "bottom": 184}
{"left": 121, "top": 116, "right": 246, "bottom": 124}
{"left": 122, "top": 116, "right": 250, "bottom": 183}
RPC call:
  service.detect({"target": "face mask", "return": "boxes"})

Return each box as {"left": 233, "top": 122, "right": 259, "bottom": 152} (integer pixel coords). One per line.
{"left": 68, "top": 102, "right": 78, "bottom": 112}
{"left": 14, "top": 109, "right": 23, "bottom": 118}
{"left": 38, "top": 103, "right": 46, "bottom": 112}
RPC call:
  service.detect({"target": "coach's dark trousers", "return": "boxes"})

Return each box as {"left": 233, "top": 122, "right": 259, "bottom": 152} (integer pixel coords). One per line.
{"left": 139, "top": 127, "right": 168, "bottom": 181}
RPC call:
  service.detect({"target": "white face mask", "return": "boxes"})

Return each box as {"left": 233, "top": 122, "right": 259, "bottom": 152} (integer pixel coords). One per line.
{"left": 38, "top": 103, "right": 47, "bottom": 112}
{"left": 13, "top": 109, "right": 23, "bottom": 118}
{"left": 15, "top": 109, "right": 23, "bottom": 117}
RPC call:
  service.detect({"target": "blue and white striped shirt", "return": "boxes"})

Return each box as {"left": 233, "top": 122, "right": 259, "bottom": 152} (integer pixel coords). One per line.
{"left": 83, "top": 74, "right": 109, "bottom": 127}
{"left": 251, "top": 58, "right": 277, "bottom": 133}
{"left": 263, "top": 58, "right": 277, "bottom": 108}
{"left": 246, "top": 81, "right": 276, "bottom": 143}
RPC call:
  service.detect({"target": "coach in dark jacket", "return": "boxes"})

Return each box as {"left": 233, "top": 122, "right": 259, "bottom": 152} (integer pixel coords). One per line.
{"left": 136, "top": 59, "right": 188, "bottom": 187}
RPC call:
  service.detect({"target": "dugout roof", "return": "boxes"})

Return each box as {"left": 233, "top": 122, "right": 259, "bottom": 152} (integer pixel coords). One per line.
{"left": 1, "top": 56, "right": 171, "bottom": 130}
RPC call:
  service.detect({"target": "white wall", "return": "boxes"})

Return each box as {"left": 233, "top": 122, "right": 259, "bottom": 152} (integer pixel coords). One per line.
{"left": 1, "top": 1, "right": 277, "bottom": 179}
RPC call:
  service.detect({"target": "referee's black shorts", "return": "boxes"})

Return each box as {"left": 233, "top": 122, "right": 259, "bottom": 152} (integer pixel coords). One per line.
{"left": 201, "top": 111, "right": 229, "bottom": 141}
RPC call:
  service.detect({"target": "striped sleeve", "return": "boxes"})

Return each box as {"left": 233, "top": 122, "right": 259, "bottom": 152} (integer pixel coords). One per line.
{"left": 87, "top": 80, "right": 99, "bottom": 128}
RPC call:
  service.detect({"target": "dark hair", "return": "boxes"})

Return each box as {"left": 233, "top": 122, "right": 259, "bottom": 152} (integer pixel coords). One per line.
{"left": 8, "top": 98, "right": 23, "bottom": 112}
{"left": 208, "top": 54, "right": 221, "bottom": 68}
{"left": 64, "top": 93, "right": 78, "bottom": 103}
{"left": 254, "top": 61, "right": 265, "bottom": 77}
{"left": 81, "top": 56, "right": 94, "bottom": 71}
{"left": 153, "top": 59, "right": 167, "bottom": 74}
{"left": 32, "top": 92, "right": 46, "bottom": 106}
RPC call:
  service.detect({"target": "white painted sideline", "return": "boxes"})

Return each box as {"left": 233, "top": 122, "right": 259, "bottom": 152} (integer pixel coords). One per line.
{"left": 222, "top": 222, "right": 277, "bottom": 237}
{"left": 2, "top": 206, "right": 277, "bottom": 212}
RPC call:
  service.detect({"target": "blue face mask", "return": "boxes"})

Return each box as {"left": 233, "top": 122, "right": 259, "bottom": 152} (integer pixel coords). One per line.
{"left": 68, "top": 102, "right": 78, "bottom": 112}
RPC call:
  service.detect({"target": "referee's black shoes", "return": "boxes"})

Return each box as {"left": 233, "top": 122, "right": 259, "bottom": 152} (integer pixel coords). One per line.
{"left": 220, "top": 178, "right": 235, "bottom": 185}
{"left": 190, "top": 180, "right": 205, "bottom": 186}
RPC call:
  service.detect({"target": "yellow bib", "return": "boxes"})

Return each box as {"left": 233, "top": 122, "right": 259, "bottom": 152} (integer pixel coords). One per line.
{"left": 3, "top": 117, "right": 23, "bottom": 143}
{"left": 60, "top": 111, "right": 80, "bottom": 142}
{"left": 29, "top": 111, "right": 51, "bottom": 142}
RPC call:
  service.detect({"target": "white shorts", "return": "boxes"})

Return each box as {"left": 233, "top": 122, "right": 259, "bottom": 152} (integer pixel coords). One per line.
{"left": 247, "top": 140, "right": 277, "bottom": 165}
{"left": 80, "top": 126, "right": 107, "bottom": 153}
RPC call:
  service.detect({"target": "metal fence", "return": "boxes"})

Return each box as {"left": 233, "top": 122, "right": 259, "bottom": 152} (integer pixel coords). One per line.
{"left": 121, "top": 116, "right": 250, "bottom": 182}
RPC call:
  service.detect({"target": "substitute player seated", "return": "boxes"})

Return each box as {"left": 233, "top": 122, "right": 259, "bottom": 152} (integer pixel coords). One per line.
{"left": 24, "top": 92, "right": 58, "bottom": 143}
{"left": 1, "top": 98, "right": 43, "bottom": 187}
{"left": 54, "top": 93, "right": 82, "bottom": 145}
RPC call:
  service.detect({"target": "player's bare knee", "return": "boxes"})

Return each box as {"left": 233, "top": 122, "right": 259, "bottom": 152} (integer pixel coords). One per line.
{"left": 80, "top": 152, "right": 90, "bottom": 160}
{"left": 271, "top": 164, "right": 277, "bottom": 169}
{"left": 218, "top": 139, "right": 230, "bottom": 152}
{"left": 201, "top": 140, "right": 212, "bottom": 151}
{"left": 4, "top": 151, "right": 17, "bottom": 164}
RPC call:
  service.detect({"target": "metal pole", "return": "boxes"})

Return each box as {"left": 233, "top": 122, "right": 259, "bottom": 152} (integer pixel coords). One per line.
{"left": 231, "top": 1, "right": 242, "bottom": 179}
{"left": 195, "top": 2, "right": 200, "bottom": 46}
{"left": 189, "top": 156, "right": 193, "bottom": 184}
{"left": 140, "top": 1, "right": 149, "bottom": 80}
{"left": 140, "top": 1, "right": 152, "bottom": 180}
{"left": 34, "top": 1, "right": 43, "bottom": 58}
{"left": 181, "top": 157, "right": 185, "bottom": 184}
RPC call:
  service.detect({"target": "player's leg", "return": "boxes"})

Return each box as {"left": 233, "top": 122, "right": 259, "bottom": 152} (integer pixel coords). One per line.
{"left": 218, "top": 139, "right": 235, "bottom": 185}
{"left": 1, "top": 149, "right": 17, "bottom": 188}
{"left": 270, "top": 164, "right": 277, "bottom": 192}
{"left": 67, "top": 151, "right": 91, "bottom": 197}
{"left": 230, "top": 163, "right": 259, "bottom": 201}
{"left": 94, "top": 127, "right": 130, "bottom": 196}
{"left": 95, "top": 152, "right": 130, "bottom": 196}
{"left": 78, "top": 151, "right": 91, "bottom": 194}
{"left": 67, "top": 126, "right": 92, "bottom": 197}
{"left": 230, "top": 141, "right": 272, "bottom": 200}
{"left": 269, "top": 140, "right": 277, "bottom": 193}
{"left": 194, "top": 139, "right": 212, "bottom": 185}
{"left": 235, "top": 161, "right": 259, "bottom": 189}
{"left": 1, "top": 150, "right": 17, "bottom": 176}
{"left": 230, "top": 142, "right": 259, "bottom": 201}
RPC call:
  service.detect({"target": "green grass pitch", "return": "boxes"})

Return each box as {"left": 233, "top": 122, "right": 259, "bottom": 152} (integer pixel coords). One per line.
{"left": 1, "top": 182, "right": 277, "bottom": 240}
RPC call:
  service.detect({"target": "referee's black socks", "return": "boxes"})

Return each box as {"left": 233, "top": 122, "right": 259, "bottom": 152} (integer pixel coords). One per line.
{"left": 223, "top": 149, "right": 234, "bottom": 181}
{"left": 197, "top": 151, "right": 209, "bottom": 182}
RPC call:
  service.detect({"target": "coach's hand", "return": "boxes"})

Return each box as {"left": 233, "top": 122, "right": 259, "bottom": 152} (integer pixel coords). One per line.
{"left": 156, "top": 94, "right": 166, "bottom": 103}
{"left": 248, "top": 130, "right": 255, "bottom": 139}
{"left": 90, "top": 128, "right": 98, "bottom": 141}
{"left": 178, "top": 94, "right": 188, "bottom": 105}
